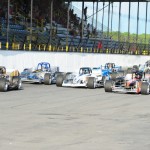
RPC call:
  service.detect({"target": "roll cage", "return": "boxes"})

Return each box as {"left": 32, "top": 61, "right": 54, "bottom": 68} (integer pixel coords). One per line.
{"left": 37, "top": 62, "right": 51, "bottom": 71}
{"left": 79, "top": 67, "right": 92, "bottom": 75}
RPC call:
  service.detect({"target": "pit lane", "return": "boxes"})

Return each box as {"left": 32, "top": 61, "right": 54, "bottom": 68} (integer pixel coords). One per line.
{"left": 0, "top": 83, "right": 150, "bottom": 150}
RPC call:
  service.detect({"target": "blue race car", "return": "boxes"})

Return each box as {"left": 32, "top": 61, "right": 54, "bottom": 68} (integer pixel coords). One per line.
{"left": 21, "top": 62, "right": 59, "bottom": 85}
{"left": 102, "top": 63, "right": 122, "bottom": 73}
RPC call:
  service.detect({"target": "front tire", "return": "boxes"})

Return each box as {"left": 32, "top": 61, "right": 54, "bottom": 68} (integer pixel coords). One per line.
{"left": 56, "top": 75, "right": 64, "bottom": 87}
{"left": 87, "top": 77, "right": 96, "bottom": 89}
{"left": 13, "top": 76, "right": 22, "bottom": 90}
{"left": 104, "top": 80, "right": 113, "bottom": 92}
{"left": 0, "top": 78, "right": 8, "bottom": 92}
{"left": 141, "top": 82, "right": 149, "bottom": 95}
{"left": 44, "top": 73, "right": 52, "bottom": 85}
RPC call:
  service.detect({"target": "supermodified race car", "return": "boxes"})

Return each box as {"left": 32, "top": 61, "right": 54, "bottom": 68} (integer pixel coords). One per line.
{"left": 0, "top": 66, "right": 22, "bottom": 92}
{"left": 56, "top": 67, "right": 109, "bottom": 89}
{"left": 21, "top": 62, "right": 59, "bottom": 84}
{"left": 104, "top": 66, "right": 150, "bottom": 95}
{"left": 103, "top": 63, "right": 122, "bottom": 72}
{"left": 101, "top": 62, "right": 124, "bottom": 81}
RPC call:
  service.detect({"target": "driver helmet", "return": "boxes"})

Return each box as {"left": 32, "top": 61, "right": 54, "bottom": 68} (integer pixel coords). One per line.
{"left": 41, "top": 66, "right": 46, "bottom": 71}
{"left": 135, "top": 71, "right": 143, "bottom": 79}
{"left": 0, "top": 67, "right": 6, "bottom": 74}
{"left": 84, "top": 69, "right": 87, "bottom": 74}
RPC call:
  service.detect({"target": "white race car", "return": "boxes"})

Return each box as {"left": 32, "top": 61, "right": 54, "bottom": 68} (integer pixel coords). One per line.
{"left": 56, "top": 67, "right": 106, "bottom": 89}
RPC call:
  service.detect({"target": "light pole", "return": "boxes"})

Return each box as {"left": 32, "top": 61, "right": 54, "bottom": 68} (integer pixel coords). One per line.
{"left": 50, "top": 0, "right": 53, "bottom": 49}
{"left": 6, "top": 0, "right": 10, "bottom": 49}
{"left": 30, "top": 0, "right": 33, "bottom": 50}
{"left": 66, "top": 0, "right": 70, "bottom": 51}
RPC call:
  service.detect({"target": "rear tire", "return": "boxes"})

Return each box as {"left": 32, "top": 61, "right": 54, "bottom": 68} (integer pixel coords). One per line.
{"left": 44, "top": 73, "right": 51, "bottom": 85}
{"left": 0, "top": 78, "right": 8, "bottom": 92}
{"left": 56, "top": 75, "right": 64, "bottom": 87}
{"left": 104, "top": 80, "right": 113, "bottom": 92}
{"left": 141, "top": 82, "right": 149, "bottom": 95}
{"left": 87, "top": 77, "right": 95, "bottom": 89}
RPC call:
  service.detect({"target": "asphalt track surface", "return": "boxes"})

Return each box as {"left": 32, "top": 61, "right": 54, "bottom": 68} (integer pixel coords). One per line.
{"left": 0, "top": 83, "right": 150, "bottom": 150}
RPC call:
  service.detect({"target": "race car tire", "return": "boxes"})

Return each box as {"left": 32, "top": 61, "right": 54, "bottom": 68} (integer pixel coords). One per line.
{"left": 104, "top": 80, "right": 113, "bottom": 92}
{"left": 56, "top": 74, "right": 64, "bottom": 87}
{"left": 141, "top": 82, "right": 149, "bottom": 95}
{"left": 44, "top": 73, "right": 52, "bottom": 85}
{"left": 0, "top": 78, "right": 8, "bottom": 92}
{"left": 13, "top": 76, "right": 22, "bottom": 90}
{"left": 87, "top": 77, "right": 96, "bottom": 89}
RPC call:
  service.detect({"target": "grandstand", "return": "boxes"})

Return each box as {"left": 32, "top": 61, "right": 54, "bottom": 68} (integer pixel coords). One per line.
{"left": 0, "top": 0, "right": 150, "bottom": 55}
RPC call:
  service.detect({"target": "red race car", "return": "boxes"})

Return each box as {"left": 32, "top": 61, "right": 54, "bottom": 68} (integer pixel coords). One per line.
{"left": 104, "top": 67, "right": 150, "bottom": 95}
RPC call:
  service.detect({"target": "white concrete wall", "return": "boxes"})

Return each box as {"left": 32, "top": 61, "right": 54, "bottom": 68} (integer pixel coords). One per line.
{"left": 0, "top": 50, "right": 149, "bottom": 72}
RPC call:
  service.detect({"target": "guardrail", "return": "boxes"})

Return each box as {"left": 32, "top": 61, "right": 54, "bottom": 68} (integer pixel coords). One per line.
{"left": 0, "top": 40, "right": 149, "bottom": 56}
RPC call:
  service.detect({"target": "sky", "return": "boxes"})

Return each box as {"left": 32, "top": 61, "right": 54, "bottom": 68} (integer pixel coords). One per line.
{"left": 71, "top": 2, "right": 150, "bottom": 34}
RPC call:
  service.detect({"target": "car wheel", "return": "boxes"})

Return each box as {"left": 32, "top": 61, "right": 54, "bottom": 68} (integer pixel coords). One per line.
{"left": 141, "top": 82, "right": 149, "bottom": 95}
{"left": 0, "top": 78, "right": 8, "bottom": 92}
{"left": 56, "top": 74, "right": 64, "bottom": 87}
{"left": 44, "top": 73, "right": 52, "bottom": 85}
{"left": 87, "top": 77, "right": 96, "bottom": 89}
{"left": 104, "top": 80, "right": 113, "bottom": 92}
{"left": 13, "top": 76, "right": 22, "bottom": 90}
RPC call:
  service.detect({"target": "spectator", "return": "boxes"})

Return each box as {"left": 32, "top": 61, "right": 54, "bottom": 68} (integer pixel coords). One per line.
{"left": 86, "top": 23, "right": 90, "bottom": 38}
{"left": 79, "top": 22, "right": 82, "bottom": 38}
{"left": 92, "top": 28, "right": 97, "bottom": 37}
{"left": 83, "top": 7, "right": 87, "bottom": 21}
{"left": 98, "top": 41, "right": 102, "bottom": 50}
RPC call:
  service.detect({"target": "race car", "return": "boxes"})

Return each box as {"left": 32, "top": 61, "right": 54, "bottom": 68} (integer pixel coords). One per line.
{"left": 56, "top": 67, "right": 109, "bottom": 89}
{"left": 103, "top": 63, "right": 122, "bottom": 73}
{"left": 0, "top": 66, "right": 22, "bottom": 92}
{"left": 100, "top": 62, "right": 125, "bottom": 81}
{"left": 21, "top": 62, "right": 59, "bottom": 84}
{"left": 104, "top": 67, "right": 150, "bottom": 95}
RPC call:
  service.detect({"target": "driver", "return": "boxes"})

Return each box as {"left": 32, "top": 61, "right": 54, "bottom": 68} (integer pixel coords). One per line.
{"left": 135, "top": 71, "right": 143, "bottom": 80}
{"left": 0, "top": 67, "right": 6, "bottom": 74}
{"left": 81, "top": 69, "right": 88, "bottom": 74}
{"left": 109, "top": 63, "right": 112, "bottom": 69}
{"left": 41, "top": 66, "right": 45, "bottom": 71}
{"left": 41, "top": 66, "right": 48, "bottom": 71}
